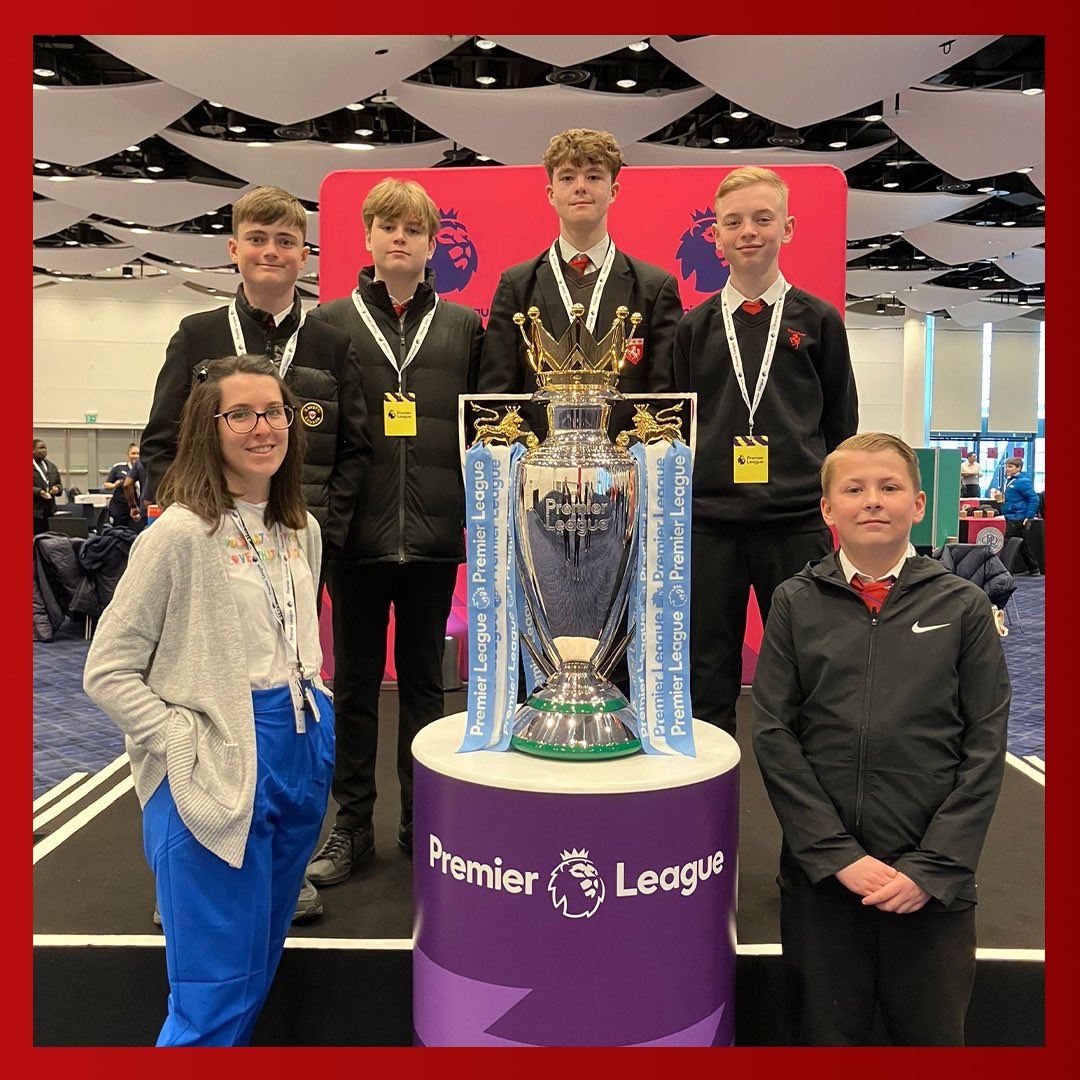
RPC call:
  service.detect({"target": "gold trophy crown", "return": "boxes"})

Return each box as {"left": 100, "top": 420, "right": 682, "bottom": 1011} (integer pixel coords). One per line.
{"left": 514, "top": 304, "right": 642, "bottom": 390}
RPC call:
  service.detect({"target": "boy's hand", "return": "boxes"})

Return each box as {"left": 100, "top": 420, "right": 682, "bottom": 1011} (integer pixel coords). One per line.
{"left": 835, "top": 855, "right": 897, "bottom": 896}
{"left": 861, "top": 871, "right": 930, "bottom": 914}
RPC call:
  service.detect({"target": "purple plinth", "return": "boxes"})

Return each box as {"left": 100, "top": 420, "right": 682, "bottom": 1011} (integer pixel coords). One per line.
{"left": 412, "top": 716, "right": 740, "bottom": 1046}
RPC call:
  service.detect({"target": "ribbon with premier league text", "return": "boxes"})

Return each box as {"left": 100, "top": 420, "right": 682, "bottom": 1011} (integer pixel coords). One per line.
{"left": 459, "top": 440, "right": 526, "bottom": 752}
{"left": 627, "top": 440, "right": 695, "bottom": 755}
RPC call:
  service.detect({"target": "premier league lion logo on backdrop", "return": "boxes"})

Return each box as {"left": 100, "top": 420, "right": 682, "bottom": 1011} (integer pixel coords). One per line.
{"left": 676, "top": 208, "right": 730, "bottom": 294}
{"left": 428, "top": 207, "right": 478, "bottom": 293}
{"left": 548, "top": 848, "right": 606, "bottom": 919}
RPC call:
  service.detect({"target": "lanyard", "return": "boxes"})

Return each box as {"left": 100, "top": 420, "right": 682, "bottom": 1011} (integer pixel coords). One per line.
{"left": 228, "top": 301, "right": 306, "bottom": 379}
{"left": 352, "top": 289, "right": 439, "bottom": 391}
{"left": 229, "top": 509, "right": 305, "bottom": 681}
{"left": 34, "top": 459, "right": 51, "bottom": 486}
{"left": 547, "top": 239, "right": 616, "bottom": 334}
{"left": 720, "top": 286, "right": 788, "bottom": 436}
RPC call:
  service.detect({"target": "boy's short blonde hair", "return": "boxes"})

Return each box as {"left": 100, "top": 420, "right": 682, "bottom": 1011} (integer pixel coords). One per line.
{"left": 231, "top": 186, "right": 308, "bottom": 239}
{"left": 821, "top": 433, "right": 922, "bottom": 495}
{"left": 715, "top": 166, "right": 789, "bottom": 214}
{"left": 361, "top": 177, "right": 440, "bottom": 239}
{"left": 542, "top": 128, "right": 623, "bottom": 181}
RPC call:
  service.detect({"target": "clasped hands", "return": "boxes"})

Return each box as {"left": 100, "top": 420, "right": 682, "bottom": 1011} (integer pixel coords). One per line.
{"left": 835, "top": 854, "right": 930, "bottom": 914}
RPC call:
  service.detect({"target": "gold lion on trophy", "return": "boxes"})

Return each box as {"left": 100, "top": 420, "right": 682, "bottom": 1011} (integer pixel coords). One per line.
{"left": 472, "top": 404, "right": 539, "bottom": 450}
{"left": 615, "top": 401, "right": 685, "bottom": 448}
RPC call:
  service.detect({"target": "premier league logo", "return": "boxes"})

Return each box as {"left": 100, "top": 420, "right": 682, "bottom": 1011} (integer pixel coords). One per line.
{"left": 676, "top": 208, "right": 730, "bottom": 294}
{"left": 548, "top": 849, "right": 606, "bottom": 919}
{"left": 428, "top": 207, "right": 478, "bottom": 294}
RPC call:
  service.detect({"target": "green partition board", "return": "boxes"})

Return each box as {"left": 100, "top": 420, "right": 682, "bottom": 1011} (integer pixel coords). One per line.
{"left": 911, "top": 448, "right": 961, "bottom": 548}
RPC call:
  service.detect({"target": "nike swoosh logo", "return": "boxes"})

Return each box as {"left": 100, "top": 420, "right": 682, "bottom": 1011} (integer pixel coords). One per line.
{"left": 912, "top": 621, "right": 951, "bottom": 634}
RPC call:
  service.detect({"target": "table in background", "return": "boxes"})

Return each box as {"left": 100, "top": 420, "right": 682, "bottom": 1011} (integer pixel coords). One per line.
{"left": 959, "top": 515, "right": 1006, "bottom": 552}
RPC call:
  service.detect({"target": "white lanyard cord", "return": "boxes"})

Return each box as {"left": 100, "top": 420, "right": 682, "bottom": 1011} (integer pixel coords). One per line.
{"left": 229, "top": 509, "right": 304, "bottom": 680}
{"left": 228, "top": 301, "right": 306, "bottom": 379}
{"left": 352, "top": 290, "right": 439, "bottom": 391}
{"left": 34, "top": 459, "right": 51, "bottom": 486}
{"left": 720, "top": 288, "right": 787, "bottom": 437}
{"left": 548, "top": 239, "right": 616, "bottom": 335}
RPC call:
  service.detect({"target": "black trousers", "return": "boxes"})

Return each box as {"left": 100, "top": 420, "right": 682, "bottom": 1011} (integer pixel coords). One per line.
{"left": 779, "top": 872, "right": 976, "bottom": 1045}
{"left": 33, "top": 516, "right": 49, "bottom": 535}
{"left": 326, "top": 561, "right": 459, "bottom": 831}
{"left": 1005, "top": 519, "right": 1040, "bottom": 573}
{"left": 961, "top": 483, "right": 981, "bottom": 498}
{"left": 690, "top": 526, "right": 833, "bottom": 735}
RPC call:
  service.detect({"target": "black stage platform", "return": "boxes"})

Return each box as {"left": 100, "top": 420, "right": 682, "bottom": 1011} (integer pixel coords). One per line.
{"left": 33, "top": 693, "right": 1044, "bottom": 1046}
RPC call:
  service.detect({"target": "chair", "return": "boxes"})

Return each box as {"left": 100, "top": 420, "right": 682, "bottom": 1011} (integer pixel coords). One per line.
{"left": 47, "top": 514, "right": 89, "bottom": 539}
{"left": 998, "top": 535, "right": 1023, "bottom": 575}
{"left": 937, "top": 542, "right": 1023, "bottom": 633}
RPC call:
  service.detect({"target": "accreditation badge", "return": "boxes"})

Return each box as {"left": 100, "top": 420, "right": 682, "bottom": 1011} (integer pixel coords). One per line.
{"left": 384, "top": 391, "right": 418, "bottom": 437}
{"left": 733, "top": 435, "right": 769, "bottom": 483}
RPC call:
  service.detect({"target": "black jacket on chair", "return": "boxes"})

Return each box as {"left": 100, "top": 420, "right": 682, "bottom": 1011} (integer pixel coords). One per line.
{"left": 936, "top": 543, "right": 1016, "bottom": 609}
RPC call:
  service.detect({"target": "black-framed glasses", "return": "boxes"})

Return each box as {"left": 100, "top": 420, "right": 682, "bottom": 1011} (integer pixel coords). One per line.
{"left": 214, "top": 405, "right": 296, "bottom": 433}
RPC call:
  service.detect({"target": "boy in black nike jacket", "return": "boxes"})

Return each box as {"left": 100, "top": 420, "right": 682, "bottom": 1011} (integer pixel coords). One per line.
{"left": 752, "top": 433, "right": 1010, "bottom": 1046}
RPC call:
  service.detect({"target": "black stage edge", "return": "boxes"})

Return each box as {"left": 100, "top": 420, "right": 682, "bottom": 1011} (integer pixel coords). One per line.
{"left": 34, "top": 693, "right": 1044, "bottom": 1046}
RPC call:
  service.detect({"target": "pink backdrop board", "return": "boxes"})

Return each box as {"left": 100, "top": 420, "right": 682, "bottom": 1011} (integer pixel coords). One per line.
{"left": 317, "top": 164, "right": 848, "bottom": 684}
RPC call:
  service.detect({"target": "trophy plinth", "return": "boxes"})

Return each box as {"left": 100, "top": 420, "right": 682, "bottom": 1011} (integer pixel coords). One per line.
{"left": 509, "top": 304, "right": 642, "bottom": 759}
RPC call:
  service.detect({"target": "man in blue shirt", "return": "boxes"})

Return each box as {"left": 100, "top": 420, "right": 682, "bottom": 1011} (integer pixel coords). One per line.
{"left": 1001, "top": 457, "right": 1041, "bottom": 575}
{"left": 103, "top": 443, "right": 141, "bottom": 529}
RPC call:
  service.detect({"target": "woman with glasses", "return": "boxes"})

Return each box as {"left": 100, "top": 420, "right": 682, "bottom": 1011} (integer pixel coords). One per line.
{"left": 84, "top": 353, "right": 334, "bottom": 1046}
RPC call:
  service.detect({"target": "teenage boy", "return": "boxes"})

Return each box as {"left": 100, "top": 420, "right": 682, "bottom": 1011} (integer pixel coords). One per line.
{"left": 103, "top": 443, "right": 141, "bottom": 529}
{"left": 673, "top": 166, "right": 858, "bottom": 736}
{"left": 1000, "top": 456, "right": 1041, "bottom": 575}
{"left": 304, "top": 178, "right": 483, "bottom": 883}
{"left": 138, "top": 185, "right": 370, "bottom": 922}
{"left": 478, "top": 128, "right": 682, "bottom": 395}
{"left": 752, "top": 432, "right": 1009, "bottom": 1045}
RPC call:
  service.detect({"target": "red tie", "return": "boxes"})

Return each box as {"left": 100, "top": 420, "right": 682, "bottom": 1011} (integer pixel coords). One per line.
{"left": 569, "top": 253, "right": 591, "bottom": 277}
{"left": 392, "top": 297, "right": 411, "bottom": 318}
{"left": 741, "top": 298, "right": 765, "bottom": 315}
{"left": 850, "top": 575, "right": 894, "bottom": 612}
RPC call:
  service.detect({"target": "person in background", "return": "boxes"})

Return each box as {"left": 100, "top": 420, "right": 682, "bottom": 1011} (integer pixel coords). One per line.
{"left": 84, "top": 354, "right": 334, "bottom": 1046}
{"left": 304, "top": 177, "right": 483, "bottom": 885}
{"left": 137, "top": 184, "right": 371, "bottom": 921}
{"left": 752, "top": 432, "right": 1009, "bottom": 1045}
{"left": 674, "top": 165, "right": 858, "bottom": 736}
{"left": 960, "top": 451, "right": 981, "bottom": 498}
{"left": 1000, "top": 456, "right": 1041, "bottom": 575}
{"left": 33, "top": 439, "right": 64, "bottom": 536}
{"left": 478, "top": 127, "right": 682, "bottom": 396}
{"left": 103, "top": 443, "right": 142, "bottom": 529}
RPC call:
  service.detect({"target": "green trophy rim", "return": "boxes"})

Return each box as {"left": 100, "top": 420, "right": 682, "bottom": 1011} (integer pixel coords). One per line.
{"left": 511, "top": 735, "right": 642, "bottom": 759}
{"left": 524, "top": 695, "right": 627, "bottom": 714}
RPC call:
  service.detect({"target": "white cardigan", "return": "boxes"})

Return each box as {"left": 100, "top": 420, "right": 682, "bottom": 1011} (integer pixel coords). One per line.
{"left": 83, "top": 504, "right": 323, "bottom": 868}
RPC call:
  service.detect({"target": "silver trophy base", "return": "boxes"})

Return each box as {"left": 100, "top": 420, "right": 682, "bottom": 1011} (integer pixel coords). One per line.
{"left": 511, "top": 661, "right": 642, "bottom": 759}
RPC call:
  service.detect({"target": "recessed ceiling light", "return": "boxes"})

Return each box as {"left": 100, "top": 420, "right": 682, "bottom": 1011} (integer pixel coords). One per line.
{"left": 883, "top": 178, "right": 900, "bottom": 189}
{"left": 125, "top": 145, "right": 141, "bottom": 152}
{"left": 977, "top": 185, "right": 995, "bottom": 193}
{"left": 353, "top": 127, "right": 374, "bottom": 137}
{"left": 476, "top": 75, "right": 496, "bottom": 85}
{"left": 208, "top": 101, "right": 223, "bottom": 108}
{"left": 713, "top": 136, "right": 730, "bottom": 145}
{"left": 864, "top": 110, "right": 883, "bottom": 122}
{"left": 730, "top": 109, "right": 749, "bottom": 120}
{"left": 147, "top": 165, "right": 164, "bottom": 173}
{"left": 1001, "top": 219, "right": 1017, "bottom": 226}
{"left": 1021, "top": 85, "right": 1043, "bottom": 96}
{"left": 211, "top": 223, "right": 225, "bottom": 229}
{"left": 34, "top": 67, "right": 56, "bottom": 77}
{"left": 345, "top": 102, "right": 365, "bottom": 111}
{"left": 228, "top": 125, "right": 247, "bottom": 134}
{"left": 828, "top": 140, "right": 848, "bottom": 149}
{"left": 616, "top": 78, "right": 637, "bottom": 88}
{"left": 129, "top": 228, "right": 152, "bottom": 234}
{"left": 1036, "top": 203, "right": 1045, "bottom": 211}
{"left": 57, "top": 276, "right": 72, "bottom": 282}
{"left": 891, "top": 231, "right": 903, "bottom": 237}
{"left": 888, "top": 265, "right": 899, "bottom": 270}
{"left": 34, "top": 161, "right": 51, "bottom": 169}
{"left": 64, "top": 239, "right": 78, "bottom": 246}
{"left": 476, "top": 154, "right": 492, "bottom": 161}
{"left": 914, "top": 254, "right": 927, "bottom": 261}
{"left": 476, "top": 38, "right": 496, "bottom": 49}
{"left": 47, "top": 175, "right": 75, "bottom": 181}
{"left": 333, "top": 142, "right": 374, "bottom": 151}
{"left": 246, "top": 141, "right": 272, "bottom": 147}
{"left": 130, "top": 178, "right": 156, "bottom": 184}
{"left": 1016, "top": 166, "right": 1033, "bottom": 174}
{"left": 629, "top": 41, "right": 650, "bottom": 52}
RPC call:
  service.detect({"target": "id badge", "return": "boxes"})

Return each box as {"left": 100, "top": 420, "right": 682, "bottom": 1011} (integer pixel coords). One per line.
{"left": 384, "top": 392, "right": 417, "bottom": 436}
{"left": 733, "top": 435, "right": 769, "bottom": 484}
{"left": 303, "top": 682, "right": 322, "bottom": 724}
{"left": 291, "top": 677, "right": 307, "bottom": 734}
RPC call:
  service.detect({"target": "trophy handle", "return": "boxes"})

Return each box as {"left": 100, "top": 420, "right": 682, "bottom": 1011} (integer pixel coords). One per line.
{"left": 598, "top": 623, "right": 635, "bottom": 680}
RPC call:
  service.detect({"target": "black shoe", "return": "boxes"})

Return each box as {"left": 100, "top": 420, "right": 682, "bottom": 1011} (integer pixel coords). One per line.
{"left": 398, "top": 818, "right": 413, "bottom": 857}
{"left": 291, "top": 878, "right": 323, "bottom": 923}
{"left": 306, "top": 825, "right": 375, "bottom": 886}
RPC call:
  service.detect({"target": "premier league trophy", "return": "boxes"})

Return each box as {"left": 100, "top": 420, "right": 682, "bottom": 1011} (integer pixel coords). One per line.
{"left": 508, "top": 303, "right": 642, "bottom": 758}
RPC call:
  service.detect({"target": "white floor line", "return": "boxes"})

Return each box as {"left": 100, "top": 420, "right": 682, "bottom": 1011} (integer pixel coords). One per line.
{"left": 33, "top": 751, "right": 130, "bottom": 831}
{"left": 1023, "top": 754, "right": 1045, "bottom": 772}
{"left": 32, "top": 772, "right": 88, "bottom": 813}
{"left": 33, "top": 774, "right": 134, "bottom": 864}
{"left": 1006, "top": 752, "right": 1046, "bottom": 787}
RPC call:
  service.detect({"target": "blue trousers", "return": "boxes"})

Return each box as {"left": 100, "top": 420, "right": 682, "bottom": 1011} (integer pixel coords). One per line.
{"left": 142, "top": 684, "right": 334, "bottom": 1046}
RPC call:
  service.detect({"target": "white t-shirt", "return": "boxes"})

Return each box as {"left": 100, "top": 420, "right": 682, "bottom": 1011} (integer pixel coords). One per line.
{"left": 223, "top": 500, "right": 323, "bottom": 689}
